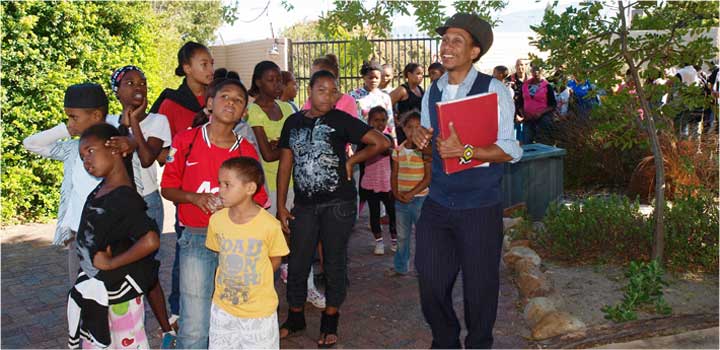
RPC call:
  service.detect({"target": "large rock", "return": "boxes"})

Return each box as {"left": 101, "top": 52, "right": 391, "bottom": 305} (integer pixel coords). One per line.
{"left": 517, "top": 271, "right": 552, "bottom": 298}
{"left": 510, "top": 239, "right": 531, "bottom": 248}
{"left": 503, "top": 246, "right": 541, "bottom": 267}
{"left": 524, "top": 297, "right": 557, "bottom": 326}
{"left": 514, "top": 258, "right": 540, "bottom": 275}
{"left": 503, "top": 234, "right": 512, "bottom": 252}
{"left": 503, "top": 217, "right": 523, "bottom": 231}
{"left": 532, "top": 311, "right": 586, "bottom": 340}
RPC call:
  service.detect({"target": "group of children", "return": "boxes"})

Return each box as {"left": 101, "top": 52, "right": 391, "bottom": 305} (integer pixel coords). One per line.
{"left": 24, "top": 41, "right": 445, "bottom": 349}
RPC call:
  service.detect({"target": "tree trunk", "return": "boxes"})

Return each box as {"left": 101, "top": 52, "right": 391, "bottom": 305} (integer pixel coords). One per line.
{"left": 536, "top": 313, "right": 718, "bottom": 349}
{"left": 618, "top": 1, "right": 665, "bottom": 263}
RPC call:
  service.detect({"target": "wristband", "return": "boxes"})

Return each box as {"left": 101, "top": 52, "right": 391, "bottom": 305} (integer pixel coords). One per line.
{"left": 459, "top": 144, "right": 474, "bottom": 164}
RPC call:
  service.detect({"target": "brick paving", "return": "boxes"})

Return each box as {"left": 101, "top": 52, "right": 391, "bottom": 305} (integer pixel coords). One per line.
{"left": 1, "top": 205, "right": 529, "bottom": 349}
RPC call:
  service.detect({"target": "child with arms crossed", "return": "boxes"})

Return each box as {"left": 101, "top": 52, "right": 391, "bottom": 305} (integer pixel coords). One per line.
{"left": 68, "top": 123, "right": 160, "bottom": 349}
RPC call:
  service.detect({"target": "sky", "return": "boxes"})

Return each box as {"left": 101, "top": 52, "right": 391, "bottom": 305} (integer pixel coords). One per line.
{"left": 213, "top": 0, "right": 581, "bottom": 45}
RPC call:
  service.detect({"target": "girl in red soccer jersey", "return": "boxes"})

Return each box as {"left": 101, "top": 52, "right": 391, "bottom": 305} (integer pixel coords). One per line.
{"left": 151, "top": 41, "right": 214, "bottom": 139}
{"left": 160, "top": 77, "right": 268, "bottom": 349}
{"left": 150, "top": 41, "right": 214, "bottom": 326}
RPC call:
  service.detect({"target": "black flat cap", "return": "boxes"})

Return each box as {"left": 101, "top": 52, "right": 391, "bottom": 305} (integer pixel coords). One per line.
{"left": 64, "top": 83, "right": 108, "bottom": 109}
{"left": 436, "top": 13, "right": 494, "bottom": 57}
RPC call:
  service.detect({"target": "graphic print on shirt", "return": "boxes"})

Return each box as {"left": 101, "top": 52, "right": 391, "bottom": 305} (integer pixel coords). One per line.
{"left": 528, "top": 83, "right": 540, "bottom": 97}
{"left": 216, "top": 234, "right": 263, "bottom": 305}
{"left": 78, "top": 205, "right": 105, "bottom": 278}
{"left": 289, "top": 120, "right": 339, "bottom": 197}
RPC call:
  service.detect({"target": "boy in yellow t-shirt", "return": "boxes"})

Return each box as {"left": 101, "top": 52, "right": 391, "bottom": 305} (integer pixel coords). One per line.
{"left": 206, "top": 157, "right": 289, "bottom": 349}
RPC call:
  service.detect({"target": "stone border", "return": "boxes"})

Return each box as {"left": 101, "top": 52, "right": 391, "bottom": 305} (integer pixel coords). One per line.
{"left": 501, "top": 217, "right": 587, "bottom": 341}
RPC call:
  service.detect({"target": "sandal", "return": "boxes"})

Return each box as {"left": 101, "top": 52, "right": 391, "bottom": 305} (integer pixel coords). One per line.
{"left": 279, "top": 309, "right": 306, "bottom": 339}
{"left": 317, "top": 311, "right": 339, "bottom": 348}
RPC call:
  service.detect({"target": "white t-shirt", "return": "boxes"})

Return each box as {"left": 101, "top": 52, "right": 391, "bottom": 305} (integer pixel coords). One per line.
{"left": 555, "top": 88, "right": 571, "bottom": 116}
{"left": 445, "top": 84, "right": 459, "bottom": 100}
{"left": 714, "top": 70, "right": 720, "bottom": 105}
{"left": 66, "top": 152, "right": 102, "bottom": 233}
{"left": 108, "top": 113, "right": 172, "bottom": 196}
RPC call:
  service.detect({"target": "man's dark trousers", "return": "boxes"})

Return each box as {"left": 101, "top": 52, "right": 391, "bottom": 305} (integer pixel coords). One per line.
{"left": 415, "top": 197, "right": 504, "bottom": 349}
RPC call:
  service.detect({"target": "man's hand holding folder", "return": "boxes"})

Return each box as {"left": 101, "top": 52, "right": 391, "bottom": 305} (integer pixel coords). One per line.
{"left": 413, "top": 123, "right": 512, "bottom": 166}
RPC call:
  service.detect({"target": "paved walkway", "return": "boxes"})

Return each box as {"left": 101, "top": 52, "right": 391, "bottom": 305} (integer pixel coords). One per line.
{"left": 1, "top": 203, "right": 528, "bottom": 349}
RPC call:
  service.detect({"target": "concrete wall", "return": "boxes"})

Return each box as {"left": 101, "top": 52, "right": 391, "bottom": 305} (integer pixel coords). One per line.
{"left": 209, "top": 38, "right": 289, "bottom": 86}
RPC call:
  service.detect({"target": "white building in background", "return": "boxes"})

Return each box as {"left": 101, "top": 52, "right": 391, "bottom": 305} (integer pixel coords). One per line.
{"left": 474, "top": 32, "right": 548, "bottom": 74}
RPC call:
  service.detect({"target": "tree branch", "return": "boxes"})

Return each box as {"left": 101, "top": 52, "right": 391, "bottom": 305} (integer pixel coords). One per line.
{"left": 634, "top": 18, "right": 681, "bottom": 68}
{"left": 618, "top": 0, "right": 666, "bottom": 263}
{"left": 587, "top": 53, "right": 624, "bottom": 71}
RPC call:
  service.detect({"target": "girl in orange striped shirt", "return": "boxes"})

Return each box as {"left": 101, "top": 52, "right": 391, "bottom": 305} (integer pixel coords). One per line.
{"left": 388, "top": 110, "right": 431, "bottom": 276}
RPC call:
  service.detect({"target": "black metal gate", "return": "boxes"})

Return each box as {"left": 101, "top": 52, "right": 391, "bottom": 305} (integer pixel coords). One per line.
{"left": 289, "top": 36, "right": 441, "bottom": 104}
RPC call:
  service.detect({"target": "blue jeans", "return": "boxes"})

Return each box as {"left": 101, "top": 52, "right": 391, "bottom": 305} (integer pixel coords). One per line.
{"left": 143, "top": 190, "right": 164, "bottom": 234}
{"left": 394, "top": 196, "right": 425, "bottom": 273}
{"left": 168, "top": 213, "right": 182, "bottom": 315}
{"left": 514, "top": 120, "right": 525, "bottom": 143}
{"left": 177, "top": 227, "right": 217, "bottom": 349}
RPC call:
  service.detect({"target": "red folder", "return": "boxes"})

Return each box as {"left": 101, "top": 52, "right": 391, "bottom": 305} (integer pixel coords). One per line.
{"left": 436, "top": 92, "right": 498, "bottom": 174}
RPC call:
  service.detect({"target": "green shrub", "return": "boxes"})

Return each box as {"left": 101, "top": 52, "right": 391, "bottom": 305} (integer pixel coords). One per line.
{"left": 540, "top": 195, "right": 652, "bottom": 260}
{"left": 664, "top": 188, "right": 719, "bottom": 271}
{"left": 541, "top": 191, "right": 719, "bottom": 272}
{"left": 506, "top": 207, "right": 535, "bottom": 241}
{"left": 2, "top": 1, "right": 232, "bottom": 225}
{"left": 602, "top": 260, "right": 672, "bottom": 323}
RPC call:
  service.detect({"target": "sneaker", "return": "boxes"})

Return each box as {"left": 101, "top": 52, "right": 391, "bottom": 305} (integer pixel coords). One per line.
{"left": 373, "top": 241, "right": 385, "bottom": 255}
{"left": 390, "top": 240, "right": 398, "bottom": 252}
{"left": 306, "top": 287, "right": 326, "bottom": 309}
{"left": 161, "top": 330, "right": 177, "bottom": 349}
{"left": 280, "top": 263, "right": 288, "bottom": 284}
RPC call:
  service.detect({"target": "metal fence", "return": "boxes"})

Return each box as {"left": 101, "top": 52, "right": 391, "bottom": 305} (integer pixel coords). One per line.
{"left": 289, "top": 36, "right": 441, "bottom": 104}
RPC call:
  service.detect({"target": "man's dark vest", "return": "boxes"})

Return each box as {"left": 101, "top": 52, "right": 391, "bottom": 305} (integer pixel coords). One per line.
{"left": 428, "top": 72, "right": 504, "bottom": 209}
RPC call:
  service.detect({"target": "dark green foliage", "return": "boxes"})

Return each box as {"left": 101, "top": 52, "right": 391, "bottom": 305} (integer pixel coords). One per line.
{"left": 541, "top": 195, "right": 652, "bottom": 260}
{"left": 631, "top": 1, "right": 719, "bottom": 30}
{"left": 530, "top": 0, "right": 719, "bottom": 262}
{"left": 1, "top": 1, "right": 227, "bottom": 224}
{"left": 317, "top": 0, "right": 506, "bottom": 38}
{"left": 664, "top": 188, "right": 720, "bottom": 270}
{"left": 541, "top": 191, "right": 719, "bottom": 272}
{"left": 602, "top": 260, "right": 672, "bottom": 323}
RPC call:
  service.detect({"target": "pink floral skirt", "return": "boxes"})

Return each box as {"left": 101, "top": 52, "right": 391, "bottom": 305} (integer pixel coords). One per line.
{"left": 83, "top": 296, "right": 148, "bottom": 349}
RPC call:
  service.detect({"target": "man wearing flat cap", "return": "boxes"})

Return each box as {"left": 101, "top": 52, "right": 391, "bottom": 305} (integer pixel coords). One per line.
{"left": 412, "top": 13, "right": 522, "bottom": 349}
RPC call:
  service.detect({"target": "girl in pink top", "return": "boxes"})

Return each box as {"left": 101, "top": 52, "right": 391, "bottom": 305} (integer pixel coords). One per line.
{"left": 302, "top": 54, "right": 358, "bottom": 118}
{"left": 359, "top": 106, "right": 396, "bottom": 255}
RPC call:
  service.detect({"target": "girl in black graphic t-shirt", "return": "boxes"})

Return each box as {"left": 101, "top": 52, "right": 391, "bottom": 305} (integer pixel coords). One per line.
{"left": 276, "top": 70, "right": 390, "bottom": 348}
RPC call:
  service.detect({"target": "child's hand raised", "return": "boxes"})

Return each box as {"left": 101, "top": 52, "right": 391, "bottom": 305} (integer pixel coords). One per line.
{"left": 412, "top": 126, "right": 433, "bottom": 150}
{"left": 93, "top": 246, "right": 114, "bottom": 270}
{"left": 106, "top": 136, "right": 137, "bottom": 157}
{"left": 127, "top": 98, "right": 148, "bottom": 125}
